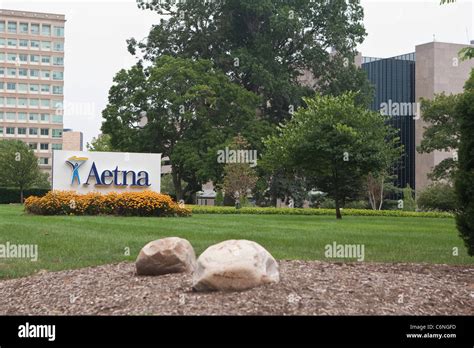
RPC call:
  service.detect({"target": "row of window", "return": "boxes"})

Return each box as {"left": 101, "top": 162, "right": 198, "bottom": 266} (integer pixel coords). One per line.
{"left": 0, "top": 97, "right": 63, "bottom": 108}
{"left": 0, "top": 38, "right": 64, "bottom": 51}
{"left": 0, "top": 52, "right": 64, "bottom": 66}
{"left": 0, "top": 82, "right": 63, "bottom": 94}
{"left": 0, "top": 112, "right": 63, "bottom": 123}
{"left": 0, "top": 67, "right": 64, "bottom": 79}
{"left": 0, "top": 126, "right": 63, "bottom": 138}
{"left": 0, "top": 21, "right": 64, "bottom": 37}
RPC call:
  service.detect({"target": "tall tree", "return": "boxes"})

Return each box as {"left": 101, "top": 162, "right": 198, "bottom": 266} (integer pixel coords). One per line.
{"left": 86, "top": 134, "right": 113, "bottom": 152}
{"left": 455, "top": 70, "right": 474, "bottom": 255}
{"left": 101, "top": 56, "right": 268, "bottom": 199}
{"left": 129, "top": 0, "right": 370, "bottom": 123}
{"left": 263, "top": 93, "right": 402, "bottom": 219}
{"left": 0, "top": 140, "right": 50, "bottom": 202}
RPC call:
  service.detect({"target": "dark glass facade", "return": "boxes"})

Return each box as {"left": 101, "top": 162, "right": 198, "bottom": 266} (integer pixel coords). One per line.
{"left": 362, "top": 53, "right": 416, "bottom": 191}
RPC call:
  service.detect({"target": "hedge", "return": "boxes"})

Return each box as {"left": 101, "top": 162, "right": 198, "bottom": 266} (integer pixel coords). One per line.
{"left": 189, "top": 205, "right": 454, "bottom": 218}
{"left": 0, "top": 188, "right": 49, "bottom": 204}
{"left": 24, "top": 190, "right": 191, "bottom": 217}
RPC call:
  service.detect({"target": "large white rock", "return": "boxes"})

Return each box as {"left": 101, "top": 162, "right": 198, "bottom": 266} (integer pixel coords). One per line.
{"left": 192, "top": 239, "right": 279, "bottom": 291}
{"left": 135, "top": 237, "right": 196, "bottom": 276}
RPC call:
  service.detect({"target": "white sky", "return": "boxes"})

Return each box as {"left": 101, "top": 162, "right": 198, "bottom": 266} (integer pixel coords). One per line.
{"left": 1, "top": 0, "right": 473, "bottom": 144}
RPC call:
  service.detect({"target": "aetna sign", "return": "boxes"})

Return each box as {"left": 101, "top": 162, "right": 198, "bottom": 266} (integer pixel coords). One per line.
{"left": 53, "top": 151, "right": 161, "bottom": 193}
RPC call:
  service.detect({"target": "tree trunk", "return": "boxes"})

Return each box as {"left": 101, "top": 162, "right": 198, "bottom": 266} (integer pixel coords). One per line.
{"left": 335, "top": 199, "right": 342, "bottom": 219}
{"left": 171, "top": 171, "right": 183, "bottom": 201}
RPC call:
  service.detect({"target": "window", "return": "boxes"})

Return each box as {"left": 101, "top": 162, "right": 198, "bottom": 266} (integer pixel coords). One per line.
{"left": 52, "top": 143, "right": 62, "bottom": 150}
{"left": 30, "top": 55, "right": 40, "bottom": 63}
{"left": 29, "top": 143, "right": 37, "bottom": 150}
{"left": 19, "top": 39, "right": 28, "bottom": 48}
{"left": 19, "top": 69, "right": 28, "bottom": 77}
{"left": 40, "top": 143, "right": 49, "bottom": 150}
{"left": 7, "top": 68, "right": 17, "bottom": 77}
{"left": 29, "top": 128, "right": 38, "bottom": 135}
{"left": 29, "top": 113, "right": 39, "bottom": 121}
{"left": 41, "top": 41, "right": 51, "bottom": 50}
{"left": 53, "top": 42, "right": 64, "bottom": 52}
{"left": 0, "top": 53, "right": 4, "bottom": 62}
{"left": 18, "top": 128, "right": 27, "bottom": 135}
{"left": 19, "top": 54, "right": 28, "bottom": 63}
{"left": 6, "top": 98, "right": 16, "bottom": 106}
{"left": 0, "top": 97, "right": 3, "bottom": 106}
{"left": 30, "top": 69, "right": 40, "bottom": 78}
{"left": 31, "top": 24, "right": 40, "bottom": 35}
{"left": 39, "top": 157, "right": 49, "bottom": 165}
{"left": 0, "top": 38, "right": 4, "bottom": 47}
{"left": 0, "top": 82, "right": 3, "bottom": 90}
{"left": 6, "top": 112, "right": 15, "bottom": 120}
{"left": 40, "top": 114, "right": 49, "bottom": 122}
{"left": 52, "top": 129, "right": 62, "bottom": 138}
{"left": 0, "top": 21, "right": 5, "bottom": 32}
{"left": 42, "top": 24, "right": 51, "bottom": 36}
{"left": 0, "top": 127, "right": 3, "bottom": 135}
{"left": 0, "top": 112, "right": 3, "bottom": 120}
{"left": 41, "top": 56, "right": 51, "bottom": 64}
{"left": 0, "top": 67, "right": 4, "bottom": 76}
{"left": 52, "top": 71, "right": 63, "bottom": 80}
{"left": 7, "top": 38, "right": 17, "bottom": 47}
{"left": 52, "top": 115, "right": 63, "bottom": 123}
{"left": 40, "top": 128, "right": 49, "bottom": 136}
{"left": 53, "top": 56, "right": 64, "bottom": 66}
{"left": 6, "top": 127, "right": 15, "bottom": 135}
{"left": 53, "top": 26, "right": 64, "bottom": 37}
{"left": 7, "top": 53, "right": 17, "bottom": 62}
{"left": 18, "top": 98, "right": 27, "bottom": 107}
{"left": 18, "top": 112, "right": 27, "bottom": 121}
{"left": 30, "top": 40, "right": 40, "bottom": 49}
{"left": 41, "top": 84, "right": 50, "bottom": 93}
{"left": 52, "top": 86, "right": 63, "bottom": 95}
{"left": 20, "top": 22, "right": 29, "bottom": 33}
{"left": 30, "top": 84, "right": 39, "bottom": 93}
{"left": 41, "top": 70, "right": 51, "bottom": 79}
{"left": 29, "top": 99, "right": 39, "bottom": 107}
{"left": 40, "top": 99, "right": 50, "bottom": 108}
{"left": 8, "top": 22, "right": 17, "bottom": 33}
{"left": 7, "top": 82, "right": 16, "bottom": 91}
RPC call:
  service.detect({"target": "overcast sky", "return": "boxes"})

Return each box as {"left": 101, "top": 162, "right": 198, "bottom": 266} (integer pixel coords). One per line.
{"left": 2, "top": 0, "right": 473, "bottom": 144}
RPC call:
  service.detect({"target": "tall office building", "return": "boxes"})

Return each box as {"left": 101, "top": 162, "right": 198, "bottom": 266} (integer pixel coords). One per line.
{"left": 362, "top": 41, "right": 474, "bottom": 193}
{"left": 0, "top": 9, "right": 65, "bottom": 179}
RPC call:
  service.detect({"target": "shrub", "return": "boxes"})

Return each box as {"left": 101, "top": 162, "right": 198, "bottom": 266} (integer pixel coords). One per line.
{"left": 188, "top": 205, "right": 453, "bottom": 218}
{"left": 417, "top": 183, "right": 458, "bottom": 212}
{"left": 24, "top": 190, "right": 191, "bottom": 217}
{"left": 0, "top": 188, "right": 49, "bottom": 204}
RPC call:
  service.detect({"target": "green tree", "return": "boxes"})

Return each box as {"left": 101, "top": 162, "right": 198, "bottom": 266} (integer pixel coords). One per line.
{"left": 102, "top": 56, "right": 267, "bottom": 200}
{"left": 417, "top": 183, "right": 457, "bottom": 212}
{"left": 417, "top": 93, "right": 460, "bottom": 181}
{"left": 86, "top": 134, "right": 113, "bottom": 152}
{"left": 221, "top": 135, "right": 258, "bottom": 204}
{"left": 402, "top": 184, "right": 416, "bottom": 211}
{"left": 130, "top": 0, "right": 371, "bottom": 123}
{"left": 455, "top": 70, "right": 474, "bottom": 255}
{"left": 0, "top": 140, "right": 50, "bottom": 202}
{"left": 263, "top": 93, "right": 401, "bottom": 219}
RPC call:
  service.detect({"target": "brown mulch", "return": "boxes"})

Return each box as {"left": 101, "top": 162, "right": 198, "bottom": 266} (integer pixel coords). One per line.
{"left": 0, "top": 260, "right": 473, "bottom": 315}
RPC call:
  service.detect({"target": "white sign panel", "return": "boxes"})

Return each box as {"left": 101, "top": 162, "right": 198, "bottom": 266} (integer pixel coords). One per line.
{"left": 52, "top": 151, "right": 161, "bottom": 194}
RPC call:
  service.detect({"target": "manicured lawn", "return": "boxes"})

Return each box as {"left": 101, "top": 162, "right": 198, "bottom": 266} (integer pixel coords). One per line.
{"left": 0, "top": 204, "right": 472, "bottom": 279}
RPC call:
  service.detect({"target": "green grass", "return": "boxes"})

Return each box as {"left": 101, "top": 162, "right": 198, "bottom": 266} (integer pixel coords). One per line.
{"left": 0, "top": 204, "right": 472, "bottom": 279}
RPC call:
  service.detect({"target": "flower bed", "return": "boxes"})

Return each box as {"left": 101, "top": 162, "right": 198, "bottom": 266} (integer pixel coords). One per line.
{"left": 24, "top": 191, "right": 191, "bottom": 217}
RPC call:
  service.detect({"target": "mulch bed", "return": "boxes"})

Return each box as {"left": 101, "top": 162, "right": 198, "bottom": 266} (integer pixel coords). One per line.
{"left": 0, "top": 260, "right": 473, "bottom": 315}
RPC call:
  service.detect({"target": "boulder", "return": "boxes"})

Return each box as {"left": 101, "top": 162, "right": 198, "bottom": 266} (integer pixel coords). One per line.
{"left": 135, "top": 237, "right": 196, "bottom": 276}
{"left": 192, "top": 239, "right": 279, "bottom": 291}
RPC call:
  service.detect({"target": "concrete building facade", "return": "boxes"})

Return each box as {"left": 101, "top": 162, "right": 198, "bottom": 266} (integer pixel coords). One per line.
{"left": 0, "top": 9, "right": 65, "bottom": 178}
{"left": 62, "top": 129, "right": 83, "bottom": 151}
